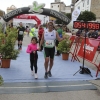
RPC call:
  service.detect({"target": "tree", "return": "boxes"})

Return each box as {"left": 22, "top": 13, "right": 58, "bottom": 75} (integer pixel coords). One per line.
{"left": 77, "top": 10, "right": 96, "bottom": 21}
{"left": 55, "top": 19, "right": 63, "bottom": 24}
{"left": 66, "top": 13, "right": 71, "bottom": 20}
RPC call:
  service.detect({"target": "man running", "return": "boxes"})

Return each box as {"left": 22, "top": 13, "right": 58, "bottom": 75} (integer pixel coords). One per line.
{"left": 17, "top": 22, "right": 25, "bottom": 50}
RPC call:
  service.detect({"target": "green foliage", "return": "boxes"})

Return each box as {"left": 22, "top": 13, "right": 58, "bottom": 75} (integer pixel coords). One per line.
{"left": 0, "top": 27, "right": 19, "bottom": 59}
{"left": 66, "top": 13, "right": 71, "bottom": 20}
{"left": 57, "top": 35, "right": 71, "bottom": 53}
{"left": 0, "top": 75, "right": 3, "bottom": 85}
{"left": 55, "top": 19, "right": 63, "bottom": 24}
{"left": 77, "top": 10, "right": 96, "bottom": 21}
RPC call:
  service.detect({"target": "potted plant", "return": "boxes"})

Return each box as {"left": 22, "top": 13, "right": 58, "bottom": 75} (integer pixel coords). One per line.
{"left": 0, "top": 27, "right": 19, "bottom": 68}
{"left": 57, "top": 34, "right": 71, "bottom": 60}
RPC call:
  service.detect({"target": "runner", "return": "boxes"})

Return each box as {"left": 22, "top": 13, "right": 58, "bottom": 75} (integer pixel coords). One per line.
{"left": 17, "top": 22, "right": 25, "bottom": 50}
{"left": 38, "top": 25, "right": 44, "bottom": 51}
{"left": 39, "top": 22, "right": 65, "bottom": 79}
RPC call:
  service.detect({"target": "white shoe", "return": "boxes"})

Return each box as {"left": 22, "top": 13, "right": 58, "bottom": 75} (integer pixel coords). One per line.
{"left": 31, "top": 71, "right": 34, "bottom": 76}
{"left": 34, "top": 73, "right": 38, "bottom": 79}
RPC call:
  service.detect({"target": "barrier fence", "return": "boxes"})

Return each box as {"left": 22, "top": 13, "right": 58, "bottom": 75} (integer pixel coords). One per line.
{"left": 70, "top": 35, "right": 100, "bottom": 77}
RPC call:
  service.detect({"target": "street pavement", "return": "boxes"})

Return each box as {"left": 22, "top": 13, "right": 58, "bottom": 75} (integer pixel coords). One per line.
{"left": 0, "top": 35, "right": 100, "bottom": 100}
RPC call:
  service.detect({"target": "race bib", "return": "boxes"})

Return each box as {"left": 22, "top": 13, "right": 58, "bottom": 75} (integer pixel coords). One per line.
{"left": 19, "top": 31, "right": 24, "bottom": 35}
{"left": 45, "top": 40, "right": 55, "bottom": 48}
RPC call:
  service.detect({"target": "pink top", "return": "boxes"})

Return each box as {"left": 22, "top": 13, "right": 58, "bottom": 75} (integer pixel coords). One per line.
{"left": 26, "top": 43, "right": 38, "bottom": 53}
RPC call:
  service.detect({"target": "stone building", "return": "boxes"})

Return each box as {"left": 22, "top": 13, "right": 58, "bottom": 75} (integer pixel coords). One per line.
{"left": 90, "top": 0, "right": 100, "bottom": 21}
{"left": 0, "top": 9, "right": 5, "bottom": 17}
{"left": 6, "top": 5, "right": 17, "bottom": 25}
{"left": 50, "top": 0, "right": 71, "bottom": 21}
{"left": 74, "top": 0, "right": 100, "bottom": 21}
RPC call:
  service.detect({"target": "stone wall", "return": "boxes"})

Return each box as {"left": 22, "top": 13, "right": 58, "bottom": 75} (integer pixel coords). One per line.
{"left": 91, "top": 0, "right": 100, "bottom": 20}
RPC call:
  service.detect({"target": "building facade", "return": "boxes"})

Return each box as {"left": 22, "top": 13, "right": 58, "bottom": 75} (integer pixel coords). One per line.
{"left": 0, "top": 9, "right": 5, "bottom": 17}
{"left": 7, "top": 5, "right": 17, "bottom": 13}
{"left": 75, "top": 0, "right": 91, "bottom": 12}
{"left": 74, "top": 0, "right": 100, "bottom": 21}
{"left": 90, "top": 0, "right": 100, "bottom": 21}
{"left": 51, "top": 0, "right": 71, "bottom": 13}
{"left": 50, "top": 0, "right": 71, "bottom": 21}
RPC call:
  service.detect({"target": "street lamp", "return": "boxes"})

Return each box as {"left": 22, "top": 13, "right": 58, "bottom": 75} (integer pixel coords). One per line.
{"left": 71, "top": 3, "right": 74, "bottom": 14}
{"left": 71, "top": 3, "right": 74, "bottom": 20}
{"left": 44, "top": 16, "right": 46, "bottom": 24}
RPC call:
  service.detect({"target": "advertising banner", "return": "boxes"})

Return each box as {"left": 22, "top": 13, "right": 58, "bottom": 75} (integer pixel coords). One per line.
{"left": 78, "top": 38, "right": 100, "bottom": 62}
{"left": 70, "top": 35, "right": 76, "bottom": 42}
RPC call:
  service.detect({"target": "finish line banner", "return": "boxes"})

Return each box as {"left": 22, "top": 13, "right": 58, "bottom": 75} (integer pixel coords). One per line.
{"left": 78, "top": 38, "right": 100, "bottom": 62}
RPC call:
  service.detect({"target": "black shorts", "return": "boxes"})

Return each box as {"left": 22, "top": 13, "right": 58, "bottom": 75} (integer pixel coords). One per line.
{"left": 18, "top": 37, "right": 23, "bottom": 41}
{"left": 44, "top": 47, "right": 55, "bottom": 59}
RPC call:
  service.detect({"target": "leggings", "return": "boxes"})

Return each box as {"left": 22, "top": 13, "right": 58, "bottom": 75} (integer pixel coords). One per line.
{"left": 39, "top": 38, "right": 43, "bottom": 50}
{"left": 56, "top": 40, "right": 60, "bottom": 55}
{"left": 30, "top": 53, "right": 38, "bottom": 73}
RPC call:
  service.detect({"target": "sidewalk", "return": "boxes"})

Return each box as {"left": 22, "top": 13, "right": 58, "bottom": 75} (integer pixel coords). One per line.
{"left": 0, "top": 35, "right": 100, "bottom": 100}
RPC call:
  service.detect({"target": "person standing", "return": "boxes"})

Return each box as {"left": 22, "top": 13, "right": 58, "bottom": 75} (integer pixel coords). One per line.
{"left": 38, "top": 25, "right": 44, "bottom": 51}
{"left": 29, "top": 24, "right": 39, "bottom": 40}
{"left": 26, "top": 26, "right": 30, "bottom": 36}
{"left": 55, "top": 25, "right": 63, "bottom": 56}
{"left": 26, "top": 37, "right": 39, "bottom": 79}
{"left": 39, "top": 22, "right": 65, "bottom": 79}
{"left": 17, "top": 22, "right": 25, "bottom": 50}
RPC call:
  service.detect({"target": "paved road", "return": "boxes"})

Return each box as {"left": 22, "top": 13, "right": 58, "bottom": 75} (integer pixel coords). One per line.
{"left": 0, "top": 35, "right": 100, "bottom": 100}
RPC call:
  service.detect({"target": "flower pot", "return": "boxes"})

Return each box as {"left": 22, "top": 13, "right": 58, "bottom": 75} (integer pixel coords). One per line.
{"left": 62, "top": 53, "right": 69, "bottom": 60}
{"left": 1, "top": 59, "right": 11, "bottom": 68}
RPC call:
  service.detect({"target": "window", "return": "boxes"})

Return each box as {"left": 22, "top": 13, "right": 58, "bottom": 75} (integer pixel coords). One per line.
{"left": 58, "top": 5, "right": 59, "bottom": 7}
{"left": 78, "top": 6, "right": 80, "bottom": 9}
{"left": 83, "top": 3, "right": 84, "bottom": 7}
{"left": 52, "top": 6, "right": 53, "bottom": 8}
{"left": 87, "top": 0, "right": 89, "bottom": 5}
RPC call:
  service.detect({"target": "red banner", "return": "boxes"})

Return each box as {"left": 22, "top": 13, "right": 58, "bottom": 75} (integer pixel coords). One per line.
{"left": 14, "top": 14, "right": 41, "bottom": 25}
{"left": 78, "top": 38, "right": 100, "bottom": 62}
{"left": 70, "top": 35, "right": 76, "bottom": 42}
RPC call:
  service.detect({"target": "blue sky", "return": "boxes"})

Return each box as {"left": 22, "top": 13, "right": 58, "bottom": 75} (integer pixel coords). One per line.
{"left": 0, "top": 0, "right": 71, "bottom": 12}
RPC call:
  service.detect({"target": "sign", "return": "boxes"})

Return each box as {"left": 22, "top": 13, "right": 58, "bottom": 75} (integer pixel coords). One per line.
{"left": 73, "top": 21, "right": 100, "bottom": 30}
{"left": 78, "top": 38, "right": 100, "bottom": 62}
{"left": 72, "top": 8, "right": 80, "bottom": 21}
{"left": 14, "top": 14, "right": 41, "bottom": 25}
{"left": 70, "top": 35, "right": 76, "bottom": 42}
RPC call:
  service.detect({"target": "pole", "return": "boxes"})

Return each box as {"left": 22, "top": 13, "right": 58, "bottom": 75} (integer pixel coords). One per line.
{"left": 44, "top": 16, "right": 45, "bottom": 24}
{"left": 73, "top": 31, "right": 93, "bottom": 77}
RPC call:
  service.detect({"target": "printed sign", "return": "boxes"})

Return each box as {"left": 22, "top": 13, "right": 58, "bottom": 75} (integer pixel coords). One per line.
{"left": 78, "top": 38, "right": 100, "bottom": 62}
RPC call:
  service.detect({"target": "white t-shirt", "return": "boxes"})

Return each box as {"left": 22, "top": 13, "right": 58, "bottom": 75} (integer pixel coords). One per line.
{"left": 44, "top": 29, "right": 56, "bottom": 48}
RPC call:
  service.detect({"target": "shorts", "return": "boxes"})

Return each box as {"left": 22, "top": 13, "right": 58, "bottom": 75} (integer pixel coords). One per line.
{"left": 18, "top": 37, "right": 23, "bottom": 41}
{"left": 44, "top": 47, "right": 55, "bottom": 59}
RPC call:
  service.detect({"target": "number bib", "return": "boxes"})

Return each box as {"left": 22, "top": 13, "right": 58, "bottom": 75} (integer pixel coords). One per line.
{"left": 19, "top": 31, "right": 24, "bottom": 35}
{"left": 44, "top": 40, "right": 55, "bottom": 48}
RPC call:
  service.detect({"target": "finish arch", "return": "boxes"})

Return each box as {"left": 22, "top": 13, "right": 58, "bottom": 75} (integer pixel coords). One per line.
{"left": 0, "top": 1, "right": 71, "bottom": 32}
{"left": 2, "top": 1, "right": 70, "bottom": 24}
